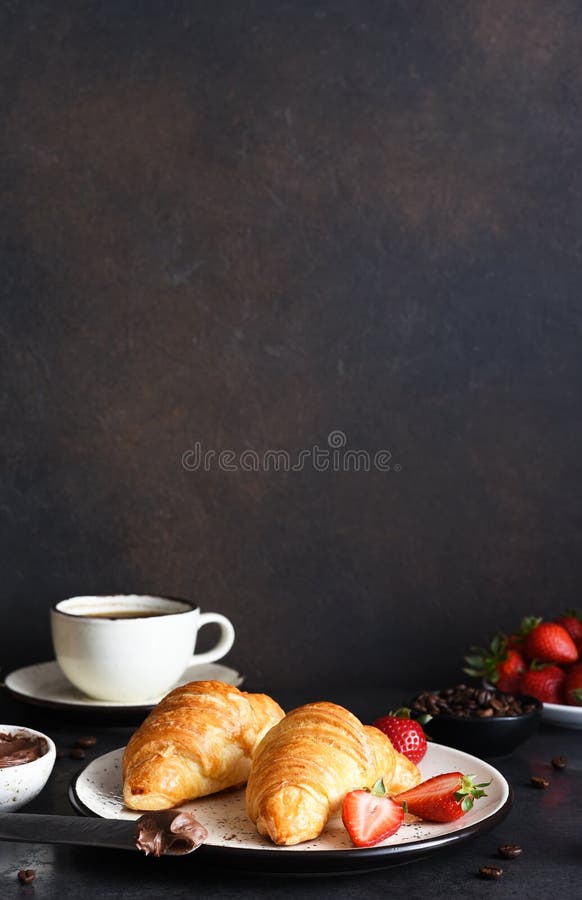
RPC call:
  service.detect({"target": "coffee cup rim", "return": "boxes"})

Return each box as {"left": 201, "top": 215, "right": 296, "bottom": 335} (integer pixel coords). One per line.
{"left": 52, "top": 594, "right": 199, "bottom": 619}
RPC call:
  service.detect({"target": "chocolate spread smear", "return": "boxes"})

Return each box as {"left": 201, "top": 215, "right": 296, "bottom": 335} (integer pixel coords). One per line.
{"left": 135, "top": 810, "right": 208, "bottom": 857}
{"left": 0, "top": 731, "right": 48, "bottom": 768}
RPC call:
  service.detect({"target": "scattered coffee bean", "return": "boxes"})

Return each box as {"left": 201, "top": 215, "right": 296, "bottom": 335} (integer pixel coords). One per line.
{"left": 411, "top": 684, "right": 538, "bottom": 719}
{"left": 551, "top": 755, "right": 568, "bottom": 770}
{"left": 498, "top": 843, "right": 523, "bottom": 859}
{"left": 69, "top": 747, "right": 86, "bottom": 760}
{"left": 17, "top": 869, "right": 36, "bottom": 884}
{"left": 530, "top": 776, "right": 549, "bottom": 789}
{"left": 56, "top": 748, "right": 67, "bottom": 759}
{"left": 76, "top": 736, "right": 97, "bottom": 749}
{"left": 479, "top": 865, "right": 503, "bottom": 879}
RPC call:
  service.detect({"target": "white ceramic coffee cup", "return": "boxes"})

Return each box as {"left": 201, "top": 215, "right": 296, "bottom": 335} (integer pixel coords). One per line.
{"left": 50, "top": 594, "right": 235, "bottom": 703}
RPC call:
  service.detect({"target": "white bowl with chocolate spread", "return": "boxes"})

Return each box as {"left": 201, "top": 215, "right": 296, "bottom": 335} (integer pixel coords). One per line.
{"left": 0, "top": 725, "right": 56, "bottom": 810}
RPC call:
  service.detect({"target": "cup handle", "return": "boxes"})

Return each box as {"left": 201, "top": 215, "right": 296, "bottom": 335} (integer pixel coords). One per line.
{"left": 190, "top": 612, "right": 235, "bottom": 665}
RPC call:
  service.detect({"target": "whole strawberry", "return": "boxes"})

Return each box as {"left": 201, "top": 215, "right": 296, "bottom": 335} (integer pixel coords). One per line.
{"left": 520, "top": 664, "right": 566, "bottom": 704}
{"left": 372, "top": 708, "right": 428, "bottom": 765}
{"left": 522, "top": 619, "right": 578, "bottom": 665}
{"left": 563, "top": 662, "right": 582, "bottom": 706}
{"left": 554, "top": 611, "right": 582, "bottom": 652}
{"left": 495, "top": 648, "right": 527, "bottom": 692}
{"left": 464, "top": 633, "right": 526, "bottom": 692}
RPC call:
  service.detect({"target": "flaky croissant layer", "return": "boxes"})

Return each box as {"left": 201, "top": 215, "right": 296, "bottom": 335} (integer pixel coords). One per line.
{"left": 122, "top": 680, "right": 284, "bottom": 810}
{"left": 246, "top": 701, "right": 420, "bottom": 846}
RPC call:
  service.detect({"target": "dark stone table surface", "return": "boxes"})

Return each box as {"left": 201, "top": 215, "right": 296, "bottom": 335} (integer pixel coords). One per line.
{"left": 0, "top": 685, "right": 579, "bottom": 899}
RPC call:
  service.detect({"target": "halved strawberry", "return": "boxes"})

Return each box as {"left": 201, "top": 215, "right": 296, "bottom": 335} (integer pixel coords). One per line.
{"left": 342, "top": 782, "right": 404, "bottom": 847}
{"left": 372, "top": 708, "right": 429, "bottom": 765}
{"left": 394, "top": 772, "right": 490, "bottom": 823}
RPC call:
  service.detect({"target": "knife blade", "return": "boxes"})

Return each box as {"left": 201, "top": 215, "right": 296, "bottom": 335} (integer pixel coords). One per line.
{"left": 0, "top": 812, "right": 205, "bottom": 856}
{"left": 0, "top": 812, "right": 141, "bottom": 852}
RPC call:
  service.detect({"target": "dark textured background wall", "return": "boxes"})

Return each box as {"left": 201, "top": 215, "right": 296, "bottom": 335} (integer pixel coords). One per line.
{"left": 2, "top": 0, "right": 582, "bottom": 694}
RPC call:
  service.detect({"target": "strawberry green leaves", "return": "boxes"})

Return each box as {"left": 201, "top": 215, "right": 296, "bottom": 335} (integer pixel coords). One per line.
{"left": 454, "top": 774, "right": 491, "bottom": 813}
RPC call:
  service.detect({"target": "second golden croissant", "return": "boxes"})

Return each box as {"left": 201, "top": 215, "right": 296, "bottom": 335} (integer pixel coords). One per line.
{"left": 246, "top": 700, "right": 421, "bottom": 845}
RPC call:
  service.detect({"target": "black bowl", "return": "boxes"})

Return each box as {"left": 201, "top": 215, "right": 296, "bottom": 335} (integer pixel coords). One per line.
{"left": 410, "top": 692, "right": 543, "bottom": 757}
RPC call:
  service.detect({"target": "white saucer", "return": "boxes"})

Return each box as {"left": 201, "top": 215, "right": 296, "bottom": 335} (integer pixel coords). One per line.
{"left": 3, "top": 661, "right": 244, "bottom": 713}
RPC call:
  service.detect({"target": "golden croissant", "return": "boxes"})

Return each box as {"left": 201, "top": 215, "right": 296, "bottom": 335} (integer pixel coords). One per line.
{"left": 246, "top": 701, "right": 421, "bottom": 845}
{"left": 122, "top": 680, "right": 284, "bottom": 810}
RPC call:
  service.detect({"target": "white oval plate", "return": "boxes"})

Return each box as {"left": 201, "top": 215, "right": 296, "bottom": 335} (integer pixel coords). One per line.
{"left": 4, "top": 661, "right": 244, "bottom": 713}
{"left": 69, "top": 743, "right": 511, "bottom": 873}
{"left": 540, "top": 701, "right": 582, "bottom": 729}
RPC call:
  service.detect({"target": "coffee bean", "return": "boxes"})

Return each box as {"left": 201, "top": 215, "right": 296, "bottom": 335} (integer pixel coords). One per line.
{"left": 56, "top": 748, "right": 67, "bottom": 759}
{"left": 530, "top": 776, "right": 549, "bottom": 789}
{"left": 77, "top": 736, "right": 97, "bottom": 749}
{"left": 479, "top": 865, "right": 503, "bottom": 879}
{"left": 17, "top": 869, "right": 36, "bottom": 884}
{"left": 498, "top": 843, "right": 522, "bottom": 859}
{"left": 410, "top": 684, "right": 536, "bottom": 720}
{"left": 551, "top": 755, "right": 568, "bottom": 770}
{"left": 69, "top": 747, "right": 86, "bottom": 760}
